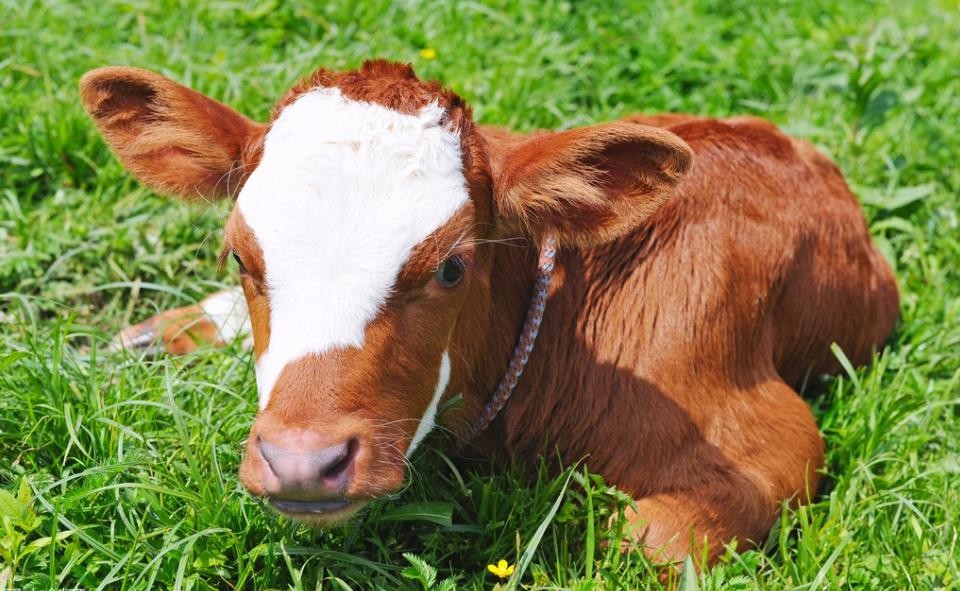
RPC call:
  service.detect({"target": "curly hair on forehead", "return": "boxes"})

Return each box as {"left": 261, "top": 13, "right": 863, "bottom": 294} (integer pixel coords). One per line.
{"left": 271, "top": 59, "right": 473, "bottom": 132}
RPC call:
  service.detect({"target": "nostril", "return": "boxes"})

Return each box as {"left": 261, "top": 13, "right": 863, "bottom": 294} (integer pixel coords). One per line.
{"left": 322, "top": 438, "right": 358, "bottom": 483}
{"left": 256, "top": 433, "right": 359, "bottom": 495}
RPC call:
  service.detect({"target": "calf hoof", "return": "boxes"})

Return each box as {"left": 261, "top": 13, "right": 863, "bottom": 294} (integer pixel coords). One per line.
{"left": 109, "top": 317, "right": 165, "bottom": 355}
{"left": 109, "top": 305, "right": 218, "bottom": 356}
{"left": 108, "top": 288, "right": 250, "bottom": 356}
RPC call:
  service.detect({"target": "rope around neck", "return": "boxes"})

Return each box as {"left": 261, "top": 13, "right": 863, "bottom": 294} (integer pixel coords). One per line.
{"left": 466, "top": 230, "right": 559, "bottom": 441}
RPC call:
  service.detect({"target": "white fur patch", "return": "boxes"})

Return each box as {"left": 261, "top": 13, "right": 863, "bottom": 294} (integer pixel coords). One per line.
{"left": 199, "top": 287, "right": 250, "bottom": 344}
{"left": 236, "top": 87, "right": 469, "bottom": 408}
{"left": 407, "top": 351, "right": 451, "bottom": 457}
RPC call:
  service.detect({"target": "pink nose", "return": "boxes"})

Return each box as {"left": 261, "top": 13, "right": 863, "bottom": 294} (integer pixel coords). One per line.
{"left": 256, "top": 432, "right": 359, "bottom": 501}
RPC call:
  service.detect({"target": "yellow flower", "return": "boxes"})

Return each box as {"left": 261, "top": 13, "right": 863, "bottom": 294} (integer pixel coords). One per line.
{"left": 487, "top": 559, "right": 515, "bottom": 579}
{"left": 419, "top": 47, "right": 437, "bottom": 60}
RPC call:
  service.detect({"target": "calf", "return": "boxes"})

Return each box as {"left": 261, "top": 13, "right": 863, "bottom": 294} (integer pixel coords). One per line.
{"left": 80, "top": 60, "right": 899, "bottom": 565}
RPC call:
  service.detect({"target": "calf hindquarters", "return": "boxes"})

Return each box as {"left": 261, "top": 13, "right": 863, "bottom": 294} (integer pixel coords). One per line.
{"left": 628, "top": 116, "right": 898, "bottom": 561}
{"left": 772, "top": 134, "right": 899, "bottom": 384}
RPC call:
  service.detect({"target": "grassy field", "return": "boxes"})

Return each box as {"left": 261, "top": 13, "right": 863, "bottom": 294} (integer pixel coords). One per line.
{"left": 2, "top": 0, "right": 959, "bottom": 588}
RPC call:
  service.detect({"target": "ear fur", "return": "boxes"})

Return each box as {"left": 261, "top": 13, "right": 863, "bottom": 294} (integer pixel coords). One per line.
{"left": 492, "top": 121, "right": 693, "bottom": 247}
{"left": 80, "top": 66, "right": 264, "bottom": 199}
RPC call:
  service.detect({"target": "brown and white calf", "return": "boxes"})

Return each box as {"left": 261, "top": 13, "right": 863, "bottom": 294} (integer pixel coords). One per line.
{"left": 80, "top": 60, "right": 899, "bottom": 565}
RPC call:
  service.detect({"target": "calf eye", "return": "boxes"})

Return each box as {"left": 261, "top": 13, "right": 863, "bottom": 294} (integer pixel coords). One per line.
{"left": 435, "top": 256, "right": 465, "bottom": 287}
{"left": 232, "top": 251, "right": 248, "bottom": 274}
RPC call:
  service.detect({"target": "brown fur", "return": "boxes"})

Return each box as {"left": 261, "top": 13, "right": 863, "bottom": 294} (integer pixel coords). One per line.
{"left": 223, "top": 212, "right": 271, "bottom": 359}
{"left": 81, "top": 61, "right": 899, "bottom": 567}
{"left": 113, "top": 303, "right": 222, "bottom": 355}
{"left": 493, "top": 121, "right": 693, "bottom": 247}
{"left": 80, "top": 67, "right": 266, "bottom": 199}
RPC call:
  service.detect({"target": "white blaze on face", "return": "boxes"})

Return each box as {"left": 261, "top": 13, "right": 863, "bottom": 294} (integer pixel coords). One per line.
{"left": 236, "top": 87, "right": 469, "bottom": 408}
{"left": 407, "top": 351, "right": 451, "bottom": 458}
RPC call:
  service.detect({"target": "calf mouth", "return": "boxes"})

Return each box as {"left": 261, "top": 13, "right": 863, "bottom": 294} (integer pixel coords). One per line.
{"left": 269, "top": 498, "right": 367, "bottom": 525}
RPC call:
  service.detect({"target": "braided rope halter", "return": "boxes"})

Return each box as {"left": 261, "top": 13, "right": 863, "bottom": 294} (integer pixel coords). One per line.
{"left": 466, "top": 230, "right": 559, "bottom": 441}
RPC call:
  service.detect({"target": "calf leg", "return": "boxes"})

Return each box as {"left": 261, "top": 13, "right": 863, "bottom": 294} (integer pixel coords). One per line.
{"left": 627, "top": 469, "right": 783, "bottom": 568}
{"left": 111, "top": 287, "right": 250, "bottom": 355}
{"left": 626, "top": 378, "right": 823, "bottom": 568}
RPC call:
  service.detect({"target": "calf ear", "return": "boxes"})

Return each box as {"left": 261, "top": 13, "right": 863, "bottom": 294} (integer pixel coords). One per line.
{"left": 80, "top": 66, "right": 265, "bottom": 200}
{"left": 492, "top": 121, "right": 693, "bottom": 247}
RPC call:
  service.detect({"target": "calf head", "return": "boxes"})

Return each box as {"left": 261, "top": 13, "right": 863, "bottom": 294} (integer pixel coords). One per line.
{"left": 81, "top": 60, "right": 692, "bottom": 524}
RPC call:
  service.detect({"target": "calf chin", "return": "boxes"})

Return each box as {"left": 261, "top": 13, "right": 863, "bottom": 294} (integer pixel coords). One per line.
{"left": 270, "top": 499, "right": 369, "bottom": 527}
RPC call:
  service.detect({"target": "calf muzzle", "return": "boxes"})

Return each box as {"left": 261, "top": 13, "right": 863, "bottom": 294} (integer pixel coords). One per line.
{"left": 240, "top": 421, "right": 369, "bottom": 522}
{"left": 257, "top": 434, "right": 359, "bottom": 499}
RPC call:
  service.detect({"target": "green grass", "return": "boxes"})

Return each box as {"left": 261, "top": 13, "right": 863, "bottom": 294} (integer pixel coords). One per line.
{"left": 2, "top": 0, "right": 959, "bottom": 588}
